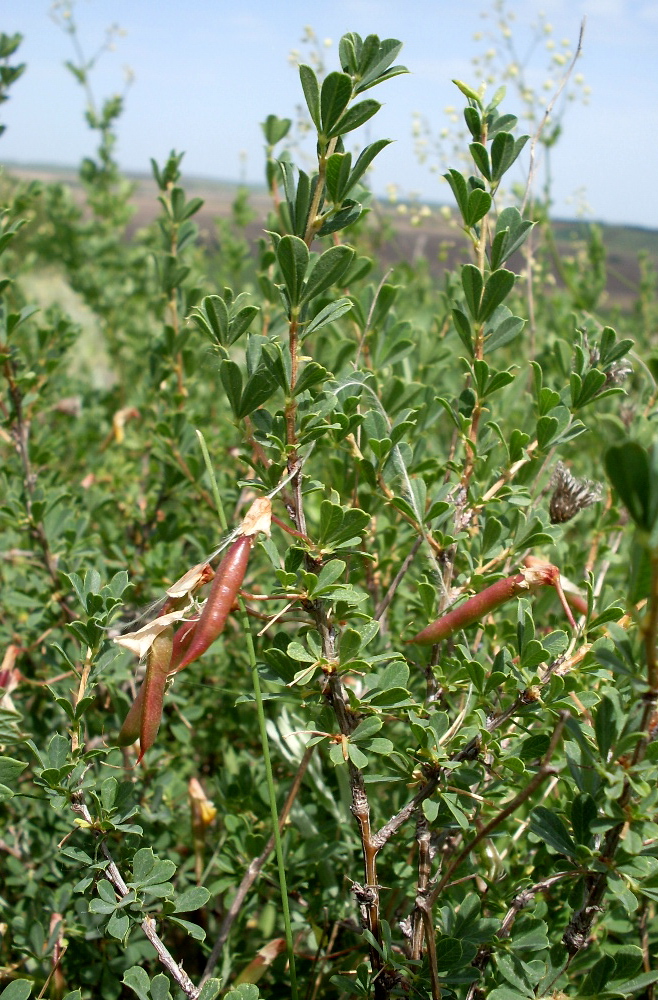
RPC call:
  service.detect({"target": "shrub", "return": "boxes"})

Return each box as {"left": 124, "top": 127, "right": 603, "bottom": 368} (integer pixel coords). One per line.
{"left": 1, "top": 16, "right": 657, "bottom": 1000}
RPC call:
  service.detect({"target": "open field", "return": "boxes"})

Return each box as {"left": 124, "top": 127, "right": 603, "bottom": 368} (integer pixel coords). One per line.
{"left": 5, "top": 161, "right": 657, "bottom": 308}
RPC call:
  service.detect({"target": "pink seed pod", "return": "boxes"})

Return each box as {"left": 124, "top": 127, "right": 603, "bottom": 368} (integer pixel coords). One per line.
{"left": 407, "top": 563, "right": 573, "bottom": 646}
{"left": 173, "top": 535, "right": 253, "bottom": 672}
{"left": 117, "top": 625, "right": 174, "bottom": 761}
{"left": 169, "top": 614, "right": 201, "bottom": 672}
{"left": 172, "top": 497, "right": 272, "bottom": 673}
{"left": 117, "top": 497, "right": 272, "bottom": 760}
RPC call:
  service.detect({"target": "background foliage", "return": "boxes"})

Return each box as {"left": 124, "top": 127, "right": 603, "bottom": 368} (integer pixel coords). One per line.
{"left": 1, "top": 10, "right": 658, "bottom": 1000}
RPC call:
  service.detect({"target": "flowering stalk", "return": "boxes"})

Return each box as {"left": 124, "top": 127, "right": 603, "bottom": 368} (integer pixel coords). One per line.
{"left": 407, "top": 562, "right": 575, "bottom": 645}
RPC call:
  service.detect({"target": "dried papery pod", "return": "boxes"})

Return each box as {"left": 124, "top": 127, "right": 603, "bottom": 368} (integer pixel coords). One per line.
{"left": 407, "top": 563, "right": 574, "bottom": 646}
{"left": 524, "top": 555, "right": 588, "bottom": 618}
{"left": 549, "top": 462, "right": 603, "bottom": 524}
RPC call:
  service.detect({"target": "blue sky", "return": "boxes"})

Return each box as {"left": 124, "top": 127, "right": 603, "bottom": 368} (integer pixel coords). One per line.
{"left": 2, "top": 1, "right": 657, "bottom": 228}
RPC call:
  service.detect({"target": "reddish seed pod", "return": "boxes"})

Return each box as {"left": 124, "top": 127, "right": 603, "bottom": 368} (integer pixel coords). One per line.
{"left": 170, "top": 614, "right": 201, "bottom": 672}
{"left": 117, "top": 625, "right": 174, "bottom": 759}
{"left": 117, "top": 498, "right": 271, "bottom": 759}
{"left": 174, "top": 535, "right": 253, "bottom": 672}
{"left": 407, "top": 565, "right": 561, "bottom": 646}
{"left": 138, "top": 625, "right": 175, "bottom": 763}
{"left": 117, "top": 682, "right": 145, "bottom": 748}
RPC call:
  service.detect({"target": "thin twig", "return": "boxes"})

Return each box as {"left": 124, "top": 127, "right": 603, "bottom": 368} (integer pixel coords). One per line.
{"left": 71, "top": 795, "right": 200, "bottom": 998}
{"left": 465, "top": 871, "right": 580, "bottom": 1000}
{"left": 521, "top": 19, "right": 586, "bottom": 217}
{"left": 374, "top": 536, "right": 423, "bottom": 621}
{"left": 201, "top": 746, "right": 314, "bottom": 982}
{"left": 427, "top": 712, "right": 568, "bottom": 908}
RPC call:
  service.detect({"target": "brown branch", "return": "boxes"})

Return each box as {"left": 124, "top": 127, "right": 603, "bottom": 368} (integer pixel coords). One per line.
{"left": 201, "top": 746, "right": 314, "bottom": 983}
{"left": 427, "top": 712, "right": 567, "bottom": 908}
{"left": 464, "top": 872, "right": 580, "bottom": 1000}
{"left": 373, "top": 773, "right": 440, "bottom": 849}
{"left": 374, "top": 536, "right": 423, "bottom": 622}
{"left": 71, "top": 794, "right": 200, "bottom": 998}
{"left": 411, "top": 815, "right": 432, "bottom": 960}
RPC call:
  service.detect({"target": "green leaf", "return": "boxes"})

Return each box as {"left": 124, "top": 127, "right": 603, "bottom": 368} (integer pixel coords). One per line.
{"left": 611, "top": 971, "right": 658, "bottom": 995}
{"left": 238, "top": 366, "right": 278, "bottom": 416}
{"left": 606, "top": 442, "right": 657, "bottom": 533}
{"left": 191, "top": 294, "right": 228, "bottom": 345}
{"left": 594, "top": 694, "right": 618, "bottom": 759}
{"left": 365, "top": 738, "right": 394, "bottom": 755}
{"left": 168, "top": 916, "right": 206, "bottom": 940}
{"left": 325, "top": 152, "right": 352, "bottom": 204}
{"left": 301, "top": 245, "right": 354, "bottom": 304}
{"left": 304, "top": 298, "right": 352, "bottom": 337}
{"left": 461, "top": 264, "right": 483, "bottom": 321}
{"left": 262, "top": 114, "right": 291, "bottom": 145}
{"left": 491, "top": 207, "right": 534, "bottom": 268}
{"left": 0, "top": 756, "right": 27, "bottom": 788}
{"left": 122, "top": 967, "right": 151, "bottom": 1000}
{"left": 581, "top": 954, "right": 616, "bottom": 996}
{"left": 174, "top": 886, "right": 210, "bottom": 912}
{"left": 490, "top": 132, "right": 529, "bottom": 181}
{"left": 225, "top": 986, "right": 260, "bottom": 1000}
{"left": 465, "top": 188, "right": 492, "bottom": 227}
{"left": 149, "top": 975, "right": 172, "bottom": 1000}
{"left": 529, "top": 806, "right": 577, "bottom": 858}
{"left": 464, "top": 106, "right": 482, "bottom": 140}
{"left": 347, "top": 742, "right": 369, "bottom": 768}
{"left": 345, "top": 139, "right": 392, "bottom": 195}
{"left": 220, "top": 359, "right": 243, "bottom": 417}
{"left": 453, "top": 79, "right": 483, "bottom": 105}
{"left": 198, "top": 981, "right": 223, "bottom": 1000}
{"left": 435, "top": 936, "right": 463, "bottom": 970}
{"left": 356, "top": 38, "right": 405, "bottom": 92}
{"left": 320, "top": 72, "right": 352, "bottom": 134}
{"left": 276, "top": 235, "right": 309, "bottom": 309}
{"left": 351, "top": 717, "right": 383, "bottom": 741}
{"left": 479, "top": 269, "right": 515, "bottom": 322}
{"left": 488, "top": 989, "right": 533, "bottom": 1000}
{"left": 299, "top": 65, "right": 321, "bottom": 130}
{"left": 486, "top": 313, "right": 525, "bottom": 353}
{"left": 536, "top": 414, "right": 558, "bottom": 450}
{"left": 444, "top": 169, "right": 469, "bottom": 219}
{"left": 316, "top": 199, "right": 363, "bottom": 237}
{"left": 452, "top": 308, "right": 473, "bottom": 355}
{"left": 293, "top": 361, "right": 329, "bottom": 396}
{"left": 328, "top": 99, "right": 380, "bottom": 139}
{"left": 107, "top": 909, "right": 130, "bottom": 940}
{"left": 469, "top": 142, "right": 491, "bottom": 180}
{"left": 571, "top": 792, "right": 597, "bottom": 845}
{"left": 0, "top": 983, "right": 33, "bottom": 1000}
